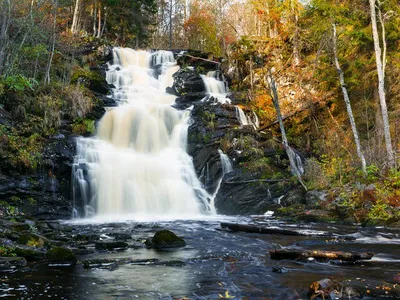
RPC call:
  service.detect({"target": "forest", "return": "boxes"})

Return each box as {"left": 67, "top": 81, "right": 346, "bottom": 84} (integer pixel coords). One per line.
{"left": 0, "top": 0, "right": 400, "bottom": 298}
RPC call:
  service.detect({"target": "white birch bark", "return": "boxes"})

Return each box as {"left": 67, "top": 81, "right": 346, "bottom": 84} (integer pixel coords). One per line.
{"left": 0, "top": 0, "right": 10, "bottom": 74}
{"left": 369, "top": 0, "right": 395, "bottom": 168}
{"left": 332, "top": 24, "right": 367, "bottom": 174}
{"left": 267, "top": 71, "right": 307, "bottom": 190}
{"left": 71, "top": 0, "right": 81, "bottom": 34}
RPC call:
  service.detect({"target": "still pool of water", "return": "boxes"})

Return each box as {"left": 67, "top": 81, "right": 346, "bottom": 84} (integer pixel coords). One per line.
{"left": 1, "top": 216, "right": 399, "bottom": 299}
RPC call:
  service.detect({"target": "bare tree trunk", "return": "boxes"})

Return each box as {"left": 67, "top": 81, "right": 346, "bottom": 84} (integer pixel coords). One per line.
{"left": 96, "top": 3, "right": 102, "bottom": 38}
{"left": 369, "top": 0, "right": 395, "bottom": 168}
{"left": 377, "top": 6, "right": 386, "bottom": 79}
{"left": 71, "top": 0, "right": 81, "bottom": 34}
{"left": 169, "top": 0, "right": 173, "bottom": 49}
{"left": 0, "top": 0, "right": 10, "bottom": 75}
{"left": 332, "top": 24, "right": 367, "bottom": 174}
{"left": 291, "top": 0, "right": 300, "bottom": 66}
{"left": 100, "top": 9, "right": 106, "bottom": 38}
{"left": 267, "top": 70, "right": 307, "bottom": 190}
{"left": 44, "top": 0, "right": 57, "bottom": 84}
{"left": 93, "top": 0, "right": 97, "bottom": 37}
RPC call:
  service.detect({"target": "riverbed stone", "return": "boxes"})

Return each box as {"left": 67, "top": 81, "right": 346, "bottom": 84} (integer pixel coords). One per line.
{"left": 95, "top": 241, "right": 128, "bottom": 250}
{"left": 46, "top": 247, "right": 77, "bottom": 263}
{"left": 147, "top": 230, "right": 186, "bottom": 249}
{"left": 14, "top": 245, "right": 45, "bottom": 261}
{"left": 0, "top": 257, "right": 27, "bottom": 270}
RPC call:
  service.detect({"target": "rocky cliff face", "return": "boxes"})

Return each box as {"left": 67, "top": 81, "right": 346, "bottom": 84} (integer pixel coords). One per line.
{"left": 0, "top": 46, "right": 114, "bottom": 220}
{"left": 170, "top": 58, "right": 304, "bottom": 215}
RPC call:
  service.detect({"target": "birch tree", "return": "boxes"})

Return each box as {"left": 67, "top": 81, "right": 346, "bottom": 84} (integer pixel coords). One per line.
{"left": 369, "top": 0, "right": 395, "bottom": 168}
{"left": 267, "top": 70, "right": 307, "bottom": 190}
{"left": 0, "top": 0, "right": 10, "bottom": 74}
{"left": 332, "top": 23, "right": 367, "bottom": 174}
{"left": 71, "top": 0, "right": 81, "bottom": 34}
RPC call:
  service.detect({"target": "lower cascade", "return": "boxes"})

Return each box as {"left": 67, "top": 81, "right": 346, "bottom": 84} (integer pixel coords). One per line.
{"left": 73, "top": 48, "right": 214, "bottom": 219}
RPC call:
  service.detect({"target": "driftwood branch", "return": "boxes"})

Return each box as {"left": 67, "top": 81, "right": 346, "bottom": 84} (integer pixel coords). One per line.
{"left": 269, "top": 249, "right": 374, "bottom": 261}
{"left": 221, "top": 223, "right": 307, "bottom": 236}
{"left": 181, "top": 54, "right": 220, "bottom": 65}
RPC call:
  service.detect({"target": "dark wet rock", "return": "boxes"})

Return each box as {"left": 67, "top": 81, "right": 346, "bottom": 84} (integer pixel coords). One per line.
{"left": 46, "top": 247, "right": 77, "bottom": 264}
{"left": 146, "top": 230, "right": 186, "bottom": 249}
{"left": 83, "top": 259, "right": 119, "bottom": 270}
{"left": 109, "top": 232, "right": 132, "bottom": 241}
{"left": 11, "top": 222, "right": 31, "bottom": 232}
{"left": 73, "top": 234, "right": 100, "bottom": 243}
{"left": 172, "top": 68, "right": 205, "bottom": 95}
{"left": 71, "top": 247, "right": 95, "bottom": 256}
{"left": 215, "top": 172, "right": 286, "bottom": 215}
{"left": 46, "top": 221, "right": 73, "bottom": 232}
{"left": 95, "top": 241, "right": 128, "bottom": 250}
{"left": 0, "top": 257, "right": 27, "bottom": 270}
{"left": 185, "top": 97, "right": 304, "bottom": 215}
{"left": 45, "top": 233, "right": 72, "bottom": 243}
{"left": 174, "top": 92, "right": 207, "bottom": 109}
{"left": 14, "top": 246, "right": 45, "bottom": 261}
{"left": 160, "top": 260, "right": 186, "bottom": 267}
{"left": 272, "top": 266, "right": 289, "bottom": 274}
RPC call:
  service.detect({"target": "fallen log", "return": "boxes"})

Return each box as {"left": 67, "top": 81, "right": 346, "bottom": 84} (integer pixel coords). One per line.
{"left": 269, "top": 249, "right": 374, "bottom": 261}
{"left": 220, "top": 223, "right": 306, "bottom": 236}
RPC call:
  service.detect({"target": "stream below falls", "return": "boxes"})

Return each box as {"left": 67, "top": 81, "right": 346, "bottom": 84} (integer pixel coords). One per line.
{"left": 1, "top": 217, "right": 399, "bottom": 299}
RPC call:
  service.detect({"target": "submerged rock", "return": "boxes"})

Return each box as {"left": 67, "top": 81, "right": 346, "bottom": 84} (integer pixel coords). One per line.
{"left": 95, "top": 241, "right": 128, "bottom": 250}
{"left": 146, "top": 230, "right": 186, "bottom": 249}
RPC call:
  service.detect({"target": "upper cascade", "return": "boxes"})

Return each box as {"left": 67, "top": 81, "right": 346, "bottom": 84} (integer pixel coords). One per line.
{"left": 73, "top": 48, "right": 215, "bottom": 220}
{"left": 200, "top": 71, "right": 231, "bottom": 104}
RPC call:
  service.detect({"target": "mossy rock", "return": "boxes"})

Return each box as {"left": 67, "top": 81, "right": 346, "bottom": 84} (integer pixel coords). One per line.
{"left": 11, "top": 223, "right": 31, "bottom": 232}
{"left": 18, "top": 233, "right": 48, "bottom": 248}
{"left": 46, "top": 247, "right": 76, "bottom": 263}
{"left": 14, "top": 246, "right": 45, "bottom": 261}
{"left": 296, "top": 210, "right": 336, "bottom": 223}
{"left": 147, "top": 230, "right": 186, "bottom": 249}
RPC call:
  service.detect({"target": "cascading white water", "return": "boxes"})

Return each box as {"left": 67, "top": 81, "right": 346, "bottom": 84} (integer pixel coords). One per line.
{"left": 73, "top": 47, "right": 215, "bottom": 219}
{"left": 235, "top": 106, "right": 259, "bottom": 129}
{"left": 210, "top": 149, "right": 233, "bottom": 206}
{"left": 201, "top": 71, "right": 231, "bottom": 104}
{"left": 218, "top": 149, "right": 233, "bottom": 174}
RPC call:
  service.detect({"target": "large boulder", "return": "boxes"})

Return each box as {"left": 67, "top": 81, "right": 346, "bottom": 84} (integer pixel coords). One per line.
{"left": 46, "top": 246, "right": 76, "bottom": 263}
{"left": 146, "top": 230, "right": 186, "bottom": 249}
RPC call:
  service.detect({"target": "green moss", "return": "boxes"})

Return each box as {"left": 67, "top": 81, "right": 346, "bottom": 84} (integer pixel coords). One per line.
{"left": 0, "top": 246, "right": 17, "bottom": 257}
{"left": 46, "top": 247, "right": 76, "bottom": 263}
{"left": 202, "top": 111, "right": 216, "bottom": 130}
{"left": 150, "top": 230, "right": 186, "bottom": 249}
{"left": 71, "top": 67, "right": 104, "bottom": 85}
{"left": 71, "top": 118, "right": 96, "bottom": 135}
{"left": 18, "top": 233, "right": 47, "bottom": 248}
{"left": 0, "top": 125, "right": 44, "bottom": 170}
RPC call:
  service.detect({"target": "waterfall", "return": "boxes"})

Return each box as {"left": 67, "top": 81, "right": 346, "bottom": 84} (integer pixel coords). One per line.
{"left": 218, "top": 149, "right": 233, "bottom": 175}
{"left": 73, "top": 47, "right": 215, "bottom": 219}
{"left": 235, "top": 106, "right": 259, "bottom": 129}
{"left": 200, "top": 71, "right": 231, "bottom": 104}
{"left": 210, "top": 150, "right": 233, "bottom": 207}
